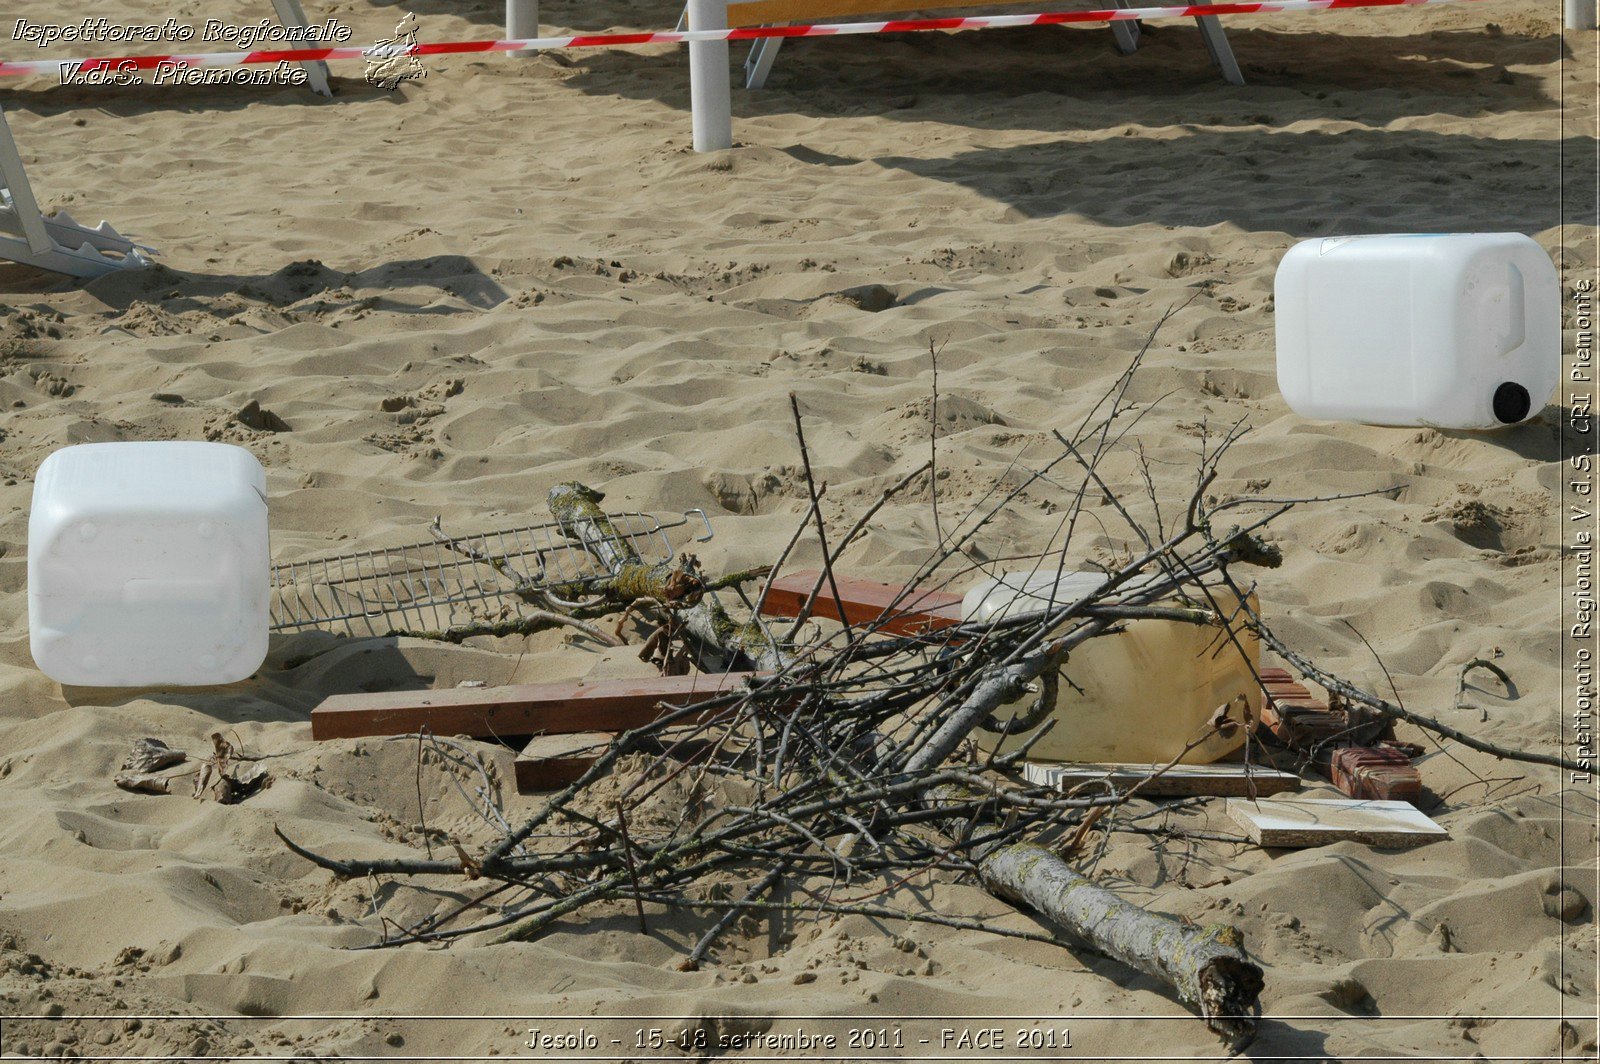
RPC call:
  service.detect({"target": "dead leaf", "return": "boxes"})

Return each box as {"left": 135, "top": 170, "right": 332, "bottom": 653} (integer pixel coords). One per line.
{"left": 122, "top": 738, "right": 185, "bottom": 773}
{"left": 115, "top": 772, "right": 173, "bottom": 796}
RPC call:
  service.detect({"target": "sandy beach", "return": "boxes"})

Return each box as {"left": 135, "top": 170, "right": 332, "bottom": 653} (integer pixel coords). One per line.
{"left": 0, "top": 0, "right": 1596, "bottom": 1058}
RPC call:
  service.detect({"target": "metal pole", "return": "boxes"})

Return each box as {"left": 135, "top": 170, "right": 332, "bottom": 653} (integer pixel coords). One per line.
{"left": 1567, "top": 0, "right": 1597, "bottom": 29}
{"left": 507, "top": 0, "right": 539, "bottom": 56}
{"left": 687, "top": 0, "right": 733, "bottom": 152}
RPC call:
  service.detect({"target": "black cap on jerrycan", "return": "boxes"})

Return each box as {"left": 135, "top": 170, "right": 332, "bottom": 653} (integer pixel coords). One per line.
{"left": 1492, "top": 381, "right": 1532, "bottom": 425}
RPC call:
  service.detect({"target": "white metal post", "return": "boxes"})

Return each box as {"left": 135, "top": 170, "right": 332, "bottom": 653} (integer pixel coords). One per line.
{"left": 687, "top": 0, "right": 733, "bottom": 153}
{"left": 1567, "top": 0, "right": 1597, "bottom": 29}
{"left": 0, "top": 106, "right": 50, "bottom": 254}
{"left": 507, "top": 0, "right": 540, "bottom": 56}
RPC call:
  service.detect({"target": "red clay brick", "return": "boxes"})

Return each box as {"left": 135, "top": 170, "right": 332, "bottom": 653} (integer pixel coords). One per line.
{"left": 1326, "top": 745, "right": 1421, "bottom": 802}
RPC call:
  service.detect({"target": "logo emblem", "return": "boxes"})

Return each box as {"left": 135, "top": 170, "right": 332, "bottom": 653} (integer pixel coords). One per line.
{"left": 364, "top": 13, "right": 427, "bottom": 90}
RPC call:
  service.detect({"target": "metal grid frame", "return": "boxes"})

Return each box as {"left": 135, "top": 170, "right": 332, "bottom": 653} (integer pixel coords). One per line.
{"left": 270, "top": 510, "right": 712, "bottom": 637}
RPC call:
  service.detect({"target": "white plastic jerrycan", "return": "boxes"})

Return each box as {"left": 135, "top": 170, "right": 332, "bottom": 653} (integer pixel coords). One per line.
{"left": 961, "top": 570, "right": 1260, "bottom": 765}
{"left": 28, "top": 442, "right": 270, "bottom": 687}
{"left": 1275, "top": 233, "right": 1559, "bottom": 429}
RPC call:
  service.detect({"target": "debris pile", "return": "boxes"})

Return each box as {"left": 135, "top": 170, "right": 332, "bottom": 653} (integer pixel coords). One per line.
{"left": 269, "top": 347, "right": 1575, "bottom": 1050}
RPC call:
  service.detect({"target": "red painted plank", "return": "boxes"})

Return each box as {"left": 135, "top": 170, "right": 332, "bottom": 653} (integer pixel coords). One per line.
{"left": 759, "top": 570, "right": 964, "bottom": 637}
{"left": 311, "top": 671, "right": 762, "bottom": 741}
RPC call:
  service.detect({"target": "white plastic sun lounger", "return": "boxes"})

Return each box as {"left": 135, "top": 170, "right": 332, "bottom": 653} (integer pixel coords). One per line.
{"left": 0, "top": 106, "right": 154, "bottom": 279}
{"left": 685, "top": 0, "right": 1243, "bottom": 88}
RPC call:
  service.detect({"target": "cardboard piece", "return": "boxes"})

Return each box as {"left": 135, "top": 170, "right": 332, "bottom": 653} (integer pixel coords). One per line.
{"left": 1227, "top": 797, "right": 1448, "bottom": 848}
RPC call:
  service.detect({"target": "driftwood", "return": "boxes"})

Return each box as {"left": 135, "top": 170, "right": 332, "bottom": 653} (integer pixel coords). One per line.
{"left": 547, "top": 482, "right": 702, "bottom": 605}
{"left": 407, "top": 486, "right": 774, "bottom": 651}
{"left": 921, "top": 781, "right": 1262, "bottom": 1043}
{"left": 982, "top": 843, "right": 1262, "bottom": 1044}
{"left": 274, "top": 340, "right": 1285, "bottom": 1043}
{"left": 678, "top": 595, "right": 791, "bottom": 672}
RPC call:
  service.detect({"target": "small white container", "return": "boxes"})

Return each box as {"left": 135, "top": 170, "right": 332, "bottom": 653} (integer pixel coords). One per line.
{"left": 1275, "top": 233, "right": 1559, "bottom": 429}
{"left": 961, "top": 569, "right": 1110, "bottom": 626}
{"left": 29, "top": 442, "right": 270, "bottom": 687}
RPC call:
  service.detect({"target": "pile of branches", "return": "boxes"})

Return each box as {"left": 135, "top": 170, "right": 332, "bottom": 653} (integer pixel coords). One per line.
{"left": 278, "top": 342, "right": 1580, "bottom": 1050}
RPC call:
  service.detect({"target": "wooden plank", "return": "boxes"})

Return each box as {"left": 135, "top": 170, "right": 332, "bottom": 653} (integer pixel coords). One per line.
{"left": 1024, "top": 761, "right": 1302, "bottom": 797}
{"left": 514, "top": 727, "right": 717, "bottom": 792}
{"left": 1227, "top": 798, "right": 1447, "bottom": 848}
{"left": 515, "top": 732, "right": 612, "bottom": 792}
{"left": 758, "top": 570, "right": 964, "bottom": 637}
{"left": 727, "top": 0, "right": 1007, "bottom": 27}
{"left": 311, "top": 671, "right": 761, "bottom": 741}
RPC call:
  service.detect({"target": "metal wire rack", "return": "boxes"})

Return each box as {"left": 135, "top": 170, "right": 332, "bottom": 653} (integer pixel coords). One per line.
{"left": 270, "top": 509, "right": 713, "bottom": 637}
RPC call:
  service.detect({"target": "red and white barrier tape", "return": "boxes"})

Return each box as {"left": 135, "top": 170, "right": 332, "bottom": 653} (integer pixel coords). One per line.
{"left": 0, "top": 0, "right": 1484, "bottom": 80}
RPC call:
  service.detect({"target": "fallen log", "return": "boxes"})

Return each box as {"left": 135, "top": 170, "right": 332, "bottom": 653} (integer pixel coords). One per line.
{"left": 980, "top": 841, "right": 1263, "bottom": 1047}
{"left": 921, "top": 782, "right": 1262, "bottom": 1044}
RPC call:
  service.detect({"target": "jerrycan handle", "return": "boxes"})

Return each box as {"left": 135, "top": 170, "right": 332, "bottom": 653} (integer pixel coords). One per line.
{"left": 1495, "top": 262, "right": 1526, "bottom": 357}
